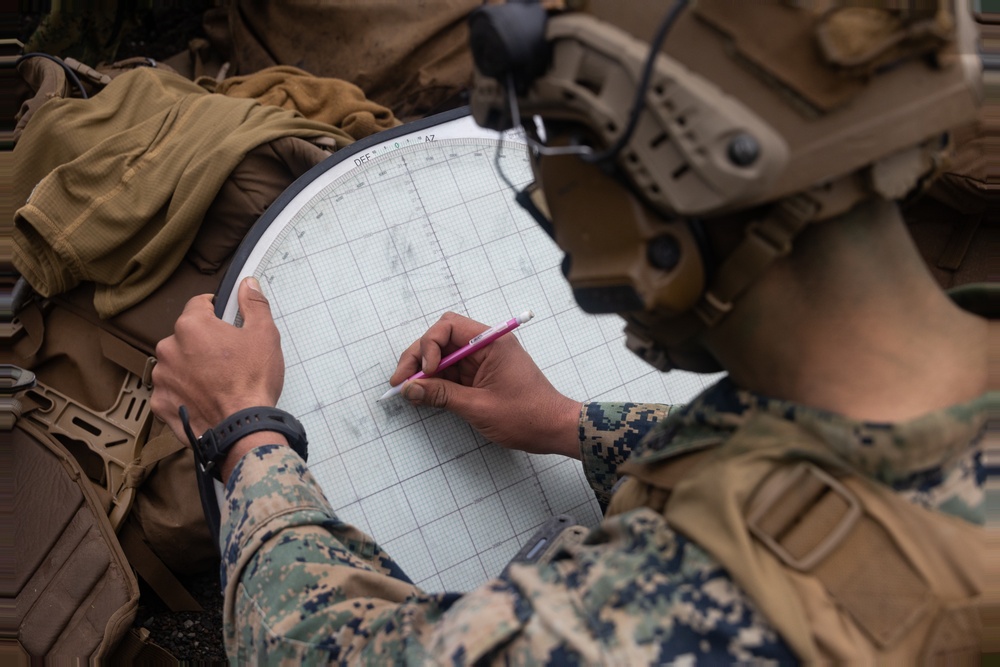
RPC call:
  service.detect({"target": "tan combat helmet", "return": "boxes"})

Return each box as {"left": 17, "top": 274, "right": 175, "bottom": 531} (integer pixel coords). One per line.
{"left": 468, "top": 0, "right": 982, "bottom": 372}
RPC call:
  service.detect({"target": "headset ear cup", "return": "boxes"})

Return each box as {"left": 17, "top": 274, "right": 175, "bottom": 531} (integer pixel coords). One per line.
{"left": 533, "top": 149, "right": 705, "bottom": 317}
{"left": 468, "top": 4, "right": 551, "bottom": 92}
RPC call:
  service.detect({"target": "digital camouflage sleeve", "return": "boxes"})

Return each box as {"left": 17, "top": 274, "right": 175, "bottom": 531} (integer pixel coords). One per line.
{"left": 218, "top": 400, "right": 790, "bottom": 664}
{"left": 578, "top": 402, "right": 674, "bottom": 509}
{"left": 219, "top": 387, "right": 984, "bottom": 664}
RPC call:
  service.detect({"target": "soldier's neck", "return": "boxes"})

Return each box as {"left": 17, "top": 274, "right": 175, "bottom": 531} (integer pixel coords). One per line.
{"left": 704, "top": 198, "right": 989, "bottom": 423}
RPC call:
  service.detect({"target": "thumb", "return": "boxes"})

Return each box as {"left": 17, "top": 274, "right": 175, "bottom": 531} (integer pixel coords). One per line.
{"left": 238, "top": 277, "right": 274, "bottom": 329}
{"left": 403, "top": 378, "right": 478, "bottom": 416}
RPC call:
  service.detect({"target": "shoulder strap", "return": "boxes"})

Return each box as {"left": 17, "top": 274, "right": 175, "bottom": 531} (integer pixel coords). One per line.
{"left": 609, "top": 413, "right": 986, "bottom": 663}
{"left": 118, "top": 519, "right": 203, "bottom": 613}
{"left": 111, "top": 629, "right": 179, "bottom": 665}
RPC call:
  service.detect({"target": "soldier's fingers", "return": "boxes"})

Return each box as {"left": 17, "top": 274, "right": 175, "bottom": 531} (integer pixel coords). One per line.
{"left": 172, "top": 295, "right": 217, "bottom": 339}
{"left": 179, "top": 293, "right": 215, "bottom": 317}
{"left": 390, "top": 339, "right": 423, "bottom": 386}
{"left": 419, "top": 313, "right": 493, "bottom": 375}
{"left": 417, "top": 319, "right": 459, "bottom": 375}
{"left": 149, "top": 374, "right": 180, "bottom": 432}
{"left": 390, "top": 318, "right": 460, "bottom": 384}
{"left": 389, "top": 313, "right": 491, "bottom": 385}
{"left": 238, "top": 277, "right": 277, "bottom": 336}
{"left": 153, "top": 334, "right": 178, "bottom": 370}
{"left": 437, "top": 311, "right": 491, "bottom": 339}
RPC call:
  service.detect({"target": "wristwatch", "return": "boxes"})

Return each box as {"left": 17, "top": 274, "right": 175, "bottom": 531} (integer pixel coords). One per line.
{"left": 181, "top": 405, "right": 309, "bottom": 549}
{"left": 180, "top": 405, "right": 309, "bottom": 480}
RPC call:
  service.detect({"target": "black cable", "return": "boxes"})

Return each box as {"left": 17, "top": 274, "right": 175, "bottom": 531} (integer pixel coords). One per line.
{"left": 494, "top": 137, "right": 520, "bottom": 193}
{"left": 583, "top": 0, "right": 689, "bottom": 164}
{"left": 497, "top": 1, "right": 689, "bottom": 193}
{"left": 495, "top": 73, "right": 531, "bottom": 194}
{"left": 15, "top": 52, "right": 89, "bottom": 99}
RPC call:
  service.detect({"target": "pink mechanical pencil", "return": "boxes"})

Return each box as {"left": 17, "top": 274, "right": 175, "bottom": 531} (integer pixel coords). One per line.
{"left": 379, "top": 310, "right": 534, "bottom": 400}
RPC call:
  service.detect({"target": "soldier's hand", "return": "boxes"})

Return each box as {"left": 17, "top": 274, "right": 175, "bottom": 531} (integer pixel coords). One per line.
{"left": 390, "top": 312, "right": 582, "bottom": 458}
{"left": 151, "top": 277, "right": 285, "bottom": 441}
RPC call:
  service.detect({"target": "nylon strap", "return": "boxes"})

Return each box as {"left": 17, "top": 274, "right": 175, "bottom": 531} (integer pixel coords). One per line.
{"left": 695, "top": 195, "right": 819, "bottom": 327}
{"left": 118, "top": 519, "right": 203, "bottom": 613}
{"left": 747, "top": 465, "right": 933, "bottom": 647}
{"left": 609, "top": 448, "right": 716, "bottom": 516}
{"left": 111, "top": 628, "right": 179, "bottom": 665}
{"left": 936, "top": 213, "right": 982, "bottom": 271}
{"left": 99, "top": 329, "right": 157, "bottom": 388}
{"left": 616, "top": 448, "right": 983, "bottom": 656}
{"left": 11, "top": 301, "right": 44, "bottom": 363}
{"left": 122, "top": 431, "right": 187, "bottom": 491}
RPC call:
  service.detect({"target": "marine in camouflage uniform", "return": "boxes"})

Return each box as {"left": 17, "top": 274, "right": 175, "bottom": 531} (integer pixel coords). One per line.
{"left": 143, "top": 2, "right": 991, "bottom": 663}
{"left": 219, "top": 289, "right": 990, "bottom": 663}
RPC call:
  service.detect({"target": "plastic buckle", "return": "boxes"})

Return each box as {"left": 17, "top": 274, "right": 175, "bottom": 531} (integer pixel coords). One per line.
{"left": 746, "top": 218, "right": 794, "bottom": 256}
{"left": 747, "top": 195, "right": 819, "bottom": 257}
{"left": 746, "top": 462, "right": 862, "bottom": 572}
{"left": 194, "top": 431, "right": 223, "bottom": 477}
{"left": 0, "top": 365, "right": 36, "bottom": 396}
{"left": 695, "top": 290, "right": 734, "bottom": 327}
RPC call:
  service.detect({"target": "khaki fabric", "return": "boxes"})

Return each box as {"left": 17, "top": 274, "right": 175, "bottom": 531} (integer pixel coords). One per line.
{"left": 188, "top": 135, "right": 333, "bottom": 274}
{"left": 8, "top": 64, "right": 347, "bottom": 585}
{"left": 205, "top": 66, "right": 401, "bottom": 139}
{"left": 13, "top": 57, "right": 69, "bottom": 144}
{"left": 14, "top": 425, "right": 140, "bottom": 660}
{"left": 48, "top": 134, "right": 334, "bottom": 349}
{"left": 608, "top": 412, "right": 986, "bottom": 663}
{"left": 129, "top": 422, "right": 217, "bottom": 576}
{"left": 227, "top": 0, "right": 479, "bottom": 121}
{"left": 695, "top": 1, "right": 955, "bottom": 112}
{"left": 12, "top": 66, "right": 352, "bottom": 318}
{"left": 927, "top": 107, "right": 1000, "bottom": 215}
{"left": 904, "top": 103, "right": 1000, "bottom": 289}
{"left": 693, "top": 1, "right": 865, "bottom": 111}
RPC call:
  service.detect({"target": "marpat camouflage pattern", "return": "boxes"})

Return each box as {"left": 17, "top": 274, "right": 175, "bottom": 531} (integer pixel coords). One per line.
{"left": 218, "top": 373, "right": 986, "bottom": 664}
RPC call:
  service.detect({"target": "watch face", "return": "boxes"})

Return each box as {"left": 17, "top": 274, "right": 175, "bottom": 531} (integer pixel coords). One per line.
{"left": 215, "top": 109, "right": 719, "bottom": 591}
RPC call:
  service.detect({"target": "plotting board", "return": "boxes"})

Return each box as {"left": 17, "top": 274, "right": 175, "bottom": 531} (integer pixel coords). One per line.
{"left": 217, "top": 108, "right": 724, "bottom": 592}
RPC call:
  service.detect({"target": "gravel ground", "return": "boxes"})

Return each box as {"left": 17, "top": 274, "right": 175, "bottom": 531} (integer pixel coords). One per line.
{"left": 135, "top": 566, "right": 228, "bottom": 663}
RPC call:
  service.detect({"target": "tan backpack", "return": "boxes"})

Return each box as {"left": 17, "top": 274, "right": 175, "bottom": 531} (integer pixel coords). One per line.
{"left": 7, "top": 52, "right": 348, "bottom": 658}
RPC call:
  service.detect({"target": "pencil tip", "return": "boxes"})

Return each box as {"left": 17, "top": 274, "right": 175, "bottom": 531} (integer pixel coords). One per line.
{"left": 379, "top": 386, "right": 401, "bottom": 401}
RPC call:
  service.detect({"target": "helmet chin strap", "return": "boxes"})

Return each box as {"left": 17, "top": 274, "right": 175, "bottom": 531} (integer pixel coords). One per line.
{"left": 612, "top": 193, "right": 820, "bottom": 373}
{"left": 621, "top": 130, "right": 953, "bottom": 373}
{"left": 689, "top": 135, "right": 950, "bottom": 329}
{"left": 693, "top": 194, "right": 820, "bottom": 327}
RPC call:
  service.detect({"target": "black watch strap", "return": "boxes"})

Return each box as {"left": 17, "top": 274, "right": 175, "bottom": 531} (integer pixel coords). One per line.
{"left": 181, "top": 405, "right": 308, "bottom": 555}
{"left": 180, "top": 405, "right": 309, "bottom": 480}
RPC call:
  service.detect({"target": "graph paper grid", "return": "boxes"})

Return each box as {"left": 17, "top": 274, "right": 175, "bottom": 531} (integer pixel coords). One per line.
{"left": 230, "top": 117, "right": 723, "bottom": 592}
